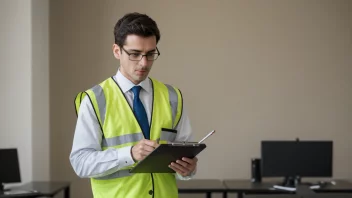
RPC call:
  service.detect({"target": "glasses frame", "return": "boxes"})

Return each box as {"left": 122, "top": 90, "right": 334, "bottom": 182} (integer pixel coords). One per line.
{"left": 121, "top": 47, "right": 161, "bottom": 61}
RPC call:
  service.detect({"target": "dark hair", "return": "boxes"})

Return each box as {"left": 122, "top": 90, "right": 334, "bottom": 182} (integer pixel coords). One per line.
{"left": 114, "top": 12, "right": 160, "bottom": 47}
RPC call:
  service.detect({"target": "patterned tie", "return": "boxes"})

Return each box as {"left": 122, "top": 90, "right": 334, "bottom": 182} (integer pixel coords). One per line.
{"left": 131, "top": 86, "right": 150, "bottom": 139}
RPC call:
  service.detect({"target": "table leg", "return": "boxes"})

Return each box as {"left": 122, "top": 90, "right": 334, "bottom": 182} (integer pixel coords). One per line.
{"left": 222, "top": 192, "right": 227, "bottom": 198}
{"left": 64, "top": 186, "right": 70, "bottom": 198}
{"left": 206, "top": 192, "right": 211, "bottom": 198}
{"left": 237, "top": 192, "right": 244, "bottom": 198}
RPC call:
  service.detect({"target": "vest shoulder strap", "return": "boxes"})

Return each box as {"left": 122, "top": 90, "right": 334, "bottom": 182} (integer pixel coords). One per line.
{"left": 150, "top": 78, "right": 183, "bottom": 129}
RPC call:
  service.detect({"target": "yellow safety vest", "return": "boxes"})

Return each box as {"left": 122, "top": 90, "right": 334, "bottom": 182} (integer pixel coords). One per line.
{"left": 74, "top": 77, "right": 183, "bottom": 198}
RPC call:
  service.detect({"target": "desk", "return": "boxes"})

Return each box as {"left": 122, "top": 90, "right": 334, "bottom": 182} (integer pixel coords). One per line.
{"left": 0, "top": 191, "right": 41, "bottom": 198}
{"left": 224, "top": 179, "right": 352, "bottom": 198}
{"left": 244, "top": 194, "right": 352, "bottom": 198}
{"left": 313, "top": 180, "right": 352, "bottom": 193}
{"left": 224, "top": 179, "right": 292, "bottom": 198}
{"left": 0, "top": 182, "right": 70, "bottom": 198}
{"left": 244, "top": 195, "right": 297, "bottom": 198}
{"left": 304, "top": 194, "right": 352, "bottom": 198}
{"left": 177, "top": 179, "right": 227, "bottom": 198}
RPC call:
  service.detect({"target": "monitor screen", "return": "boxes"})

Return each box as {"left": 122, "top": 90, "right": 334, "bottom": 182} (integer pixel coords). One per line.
{"left": 261, "top": 140, "right": 333, "bottom": 178}
{"left": 0, "top": 148, "right": 21, "bottom": 184}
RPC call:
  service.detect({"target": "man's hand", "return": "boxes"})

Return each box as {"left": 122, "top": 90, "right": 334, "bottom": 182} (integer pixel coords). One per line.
{"left": 131, "top": 139, "right": 159, "bottom": 161}
{"left": 169, "top": 157, "right": 198, "bottom": 177}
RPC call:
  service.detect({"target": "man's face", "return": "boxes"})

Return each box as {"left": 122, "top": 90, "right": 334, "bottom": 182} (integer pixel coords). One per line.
{"left": 113, "top": 35, "right": 157, "bottom": 85}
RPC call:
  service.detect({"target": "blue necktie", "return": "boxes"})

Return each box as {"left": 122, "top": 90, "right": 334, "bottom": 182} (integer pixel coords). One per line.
{"left": 131, "top": 86, "right": 150, "bottom": 139}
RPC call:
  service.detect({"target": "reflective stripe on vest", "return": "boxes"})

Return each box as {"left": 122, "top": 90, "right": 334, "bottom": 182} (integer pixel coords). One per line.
{"left": 102, "top": 131, "right": 178, "bottom": 147}
{"left": 91, "top": 85, "right": 106, "bottom": 125}
{"left": 102, "top": 133, "right": 143, "bottom": 147}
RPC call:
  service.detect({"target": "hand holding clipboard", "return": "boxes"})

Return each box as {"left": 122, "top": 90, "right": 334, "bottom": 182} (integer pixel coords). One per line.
{"left": 130, "top": 129, "right": 216, "bottom": 173}
{"left": 168, "top": 130, "right": 216, "bottom": 176}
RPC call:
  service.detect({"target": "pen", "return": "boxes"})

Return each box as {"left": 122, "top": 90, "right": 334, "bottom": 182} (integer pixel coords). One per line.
{"left": 198, "top": 130, "right": 215, "bottom": 143}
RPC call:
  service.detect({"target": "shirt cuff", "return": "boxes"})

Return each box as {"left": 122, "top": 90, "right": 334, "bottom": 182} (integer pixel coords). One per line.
{"left": 117, "top": 146, "right": 135, "bottom": 167}
{"left": 175, "top": 168, "right": 197, "bottom": 180}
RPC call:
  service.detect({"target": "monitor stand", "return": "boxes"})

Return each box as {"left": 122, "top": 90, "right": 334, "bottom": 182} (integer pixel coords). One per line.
{"left": 281, "top": 176, "right": 301, "bottom": 187}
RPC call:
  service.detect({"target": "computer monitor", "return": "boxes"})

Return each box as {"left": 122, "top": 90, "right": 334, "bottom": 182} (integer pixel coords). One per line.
{"left": 0, "top": 148, "right": 21, "bottom": 192}
{"left": 261, "top": 140, "right": 333, "bottom": 186}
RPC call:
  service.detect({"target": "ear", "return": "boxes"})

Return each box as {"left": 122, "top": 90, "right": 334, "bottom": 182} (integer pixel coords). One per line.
{"left": 112, "top": 44, "right": 121, "bottom": 60}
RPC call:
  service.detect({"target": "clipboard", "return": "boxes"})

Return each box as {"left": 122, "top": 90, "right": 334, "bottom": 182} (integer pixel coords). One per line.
{"left": 129, "top": 142, "right": 206, "bottom": 173}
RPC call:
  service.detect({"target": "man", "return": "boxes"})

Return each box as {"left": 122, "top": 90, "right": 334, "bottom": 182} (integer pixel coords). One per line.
{"left": 70, "top": 12, "right": 197, "bottom": 198}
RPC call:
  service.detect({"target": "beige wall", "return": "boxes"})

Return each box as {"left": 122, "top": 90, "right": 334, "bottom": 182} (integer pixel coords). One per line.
{"left": 32, "top": 0, "right": 50, "bottom": 182}
{"left": 50, "top": 0, "right": 352, "bottom": 197}
{"left": 0, "top": 0, "right": 33, "bottom": 184}
{"left": 0, "top": 0, "right": 50, "bottom": 184}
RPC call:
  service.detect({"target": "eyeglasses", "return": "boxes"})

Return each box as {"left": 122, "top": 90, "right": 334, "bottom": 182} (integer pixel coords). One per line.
{"left": 121, "top": 47, "right": 160, "bottom": 61}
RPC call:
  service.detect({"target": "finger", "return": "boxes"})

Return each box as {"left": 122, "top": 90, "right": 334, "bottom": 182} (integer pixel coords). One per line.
{"left": 182, "top": 157, "right": 198, "bottom": 165}
{"left": 175, "top": 160, "right": 190, "bottom": 168}
{"left": 168, "top": 164, "right": 186, "bottom": 175}
{"left": 170, "top": 162, "right": 190, "bottom": 173}
{"left": 143, "top": 140, "right": 159, "bottom": 148}
{"left": 142, "top": 144, "right": 157, "bottom": 152}
{"left": 137, "top": 150, "right": 150, "bottom": 158}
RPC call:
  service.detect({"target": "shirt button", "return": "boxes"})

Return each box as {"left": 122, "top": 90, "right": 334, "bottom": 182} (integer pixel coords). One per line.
{"left": 149, "top": 190, "right": 153, "bottom": 195}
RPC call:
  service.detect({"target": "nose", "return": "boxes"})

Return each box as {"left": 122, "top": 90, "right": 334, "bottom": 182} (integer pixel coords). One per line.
{"left": 139, "top": 56, "right": 149, "bottom": 66}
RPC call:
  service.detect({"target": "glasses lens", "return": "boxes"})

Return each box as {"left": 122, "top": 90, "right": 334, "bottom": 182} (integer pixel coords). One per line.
{"left": 129, "top": 54, "right": 142, "bottom": 61}
{"left": 147, "top": 53, "right": 158, "bottom": 61}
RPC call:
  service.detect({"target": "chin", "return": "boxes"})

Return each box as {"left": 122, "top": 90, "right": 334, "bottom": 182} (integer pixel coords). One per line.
{"left": 133, "top": 76, "right": 147, "bottom": 83}
{"left": 137, "top": 74, "right": 147, "bottom": 78}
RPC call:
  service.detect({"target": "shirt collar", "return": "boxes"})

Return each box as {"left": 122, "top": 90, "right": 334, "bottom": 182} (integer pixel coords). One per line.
{"left": 115, "top": 69, "right": 152, "bottom": 94}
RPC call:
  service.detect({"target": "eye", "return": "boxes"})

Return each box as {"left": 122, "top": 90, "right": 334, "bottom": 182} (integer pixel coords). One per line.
{"left": 130, "top": 53, "right": 141, "bottom": 58}
{"left": 147, "top": 53, "right": 156, "bottom": 58}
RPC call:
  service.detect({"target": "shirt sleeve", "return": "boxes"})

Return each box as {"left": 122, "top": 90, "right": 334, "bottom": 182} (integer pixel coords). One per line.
{"left": 69, "top": 96, "right": 135, "bottom": 178}
{"left": 174, "top": 104, "right": 197, "bottom": 180}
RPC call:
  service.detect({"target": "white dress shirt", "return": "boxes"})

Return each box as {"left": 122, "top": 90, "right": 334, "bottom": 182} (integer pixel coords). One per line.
{"left": 69, "top": 70, "right": 194, "bottom": 180}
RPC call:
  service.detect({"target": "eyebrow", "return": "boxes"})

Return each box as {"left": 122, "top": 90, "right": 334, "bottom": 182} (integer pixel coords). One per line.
{"left": 128, "top": 49, "right": 157, "bottom": 53}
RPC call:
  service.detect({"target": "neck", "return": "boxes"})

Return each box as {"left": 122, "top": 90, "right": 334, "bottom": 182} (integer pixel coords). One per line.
{"left": 118, "top": 68, "right": 144, "bottom": 85}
